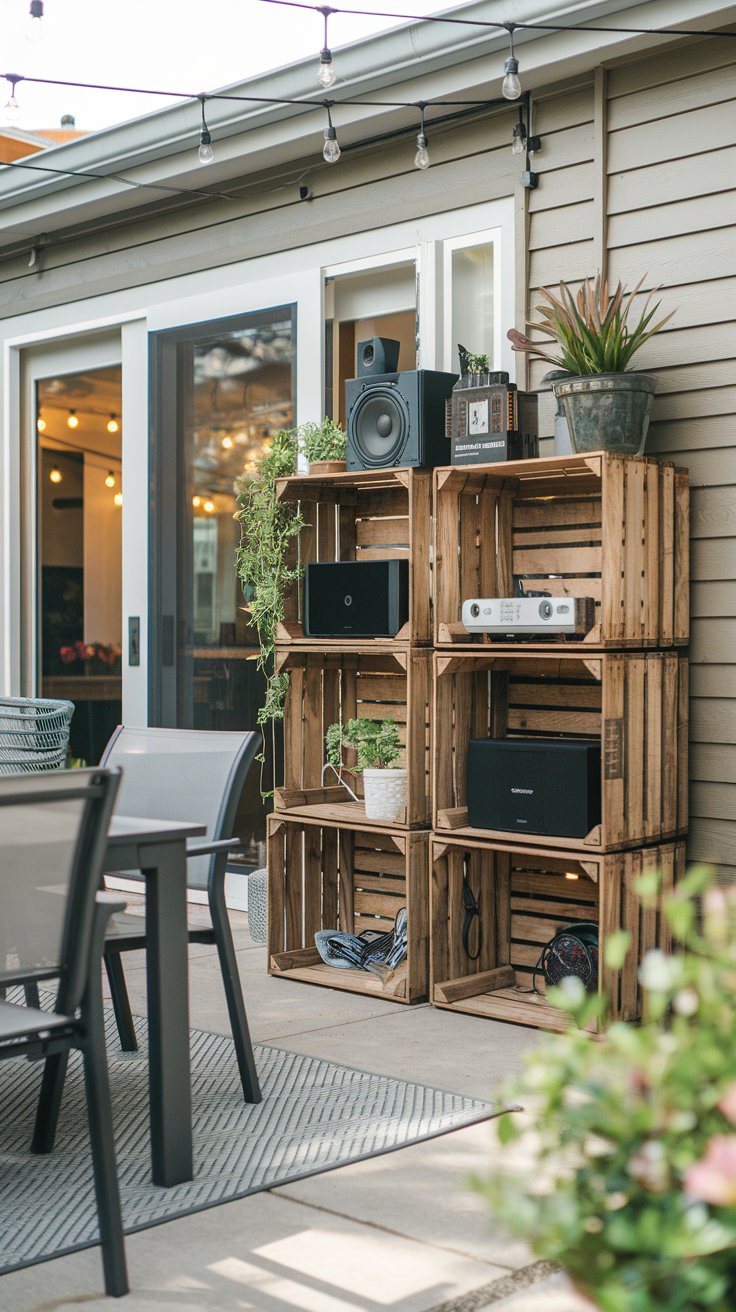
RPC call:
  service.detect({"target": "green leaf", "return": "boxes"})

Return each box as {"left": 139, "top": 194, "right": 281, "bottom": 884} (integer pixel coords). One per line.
{"left": 604, "top": 930, "right": 632, "bottom": 971}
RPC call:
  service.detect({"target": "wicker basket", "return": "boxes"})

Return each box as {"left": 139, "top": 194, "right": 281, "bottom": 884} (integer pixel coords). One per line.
{"left": 0, "top": 696, "right": 74, "bottom": 774}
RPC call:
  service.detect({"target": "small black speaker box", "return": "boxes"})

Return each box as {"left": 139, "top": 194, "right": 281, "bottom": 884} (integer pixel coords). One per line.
{"left": 358, "top": 337, "right": 401, "bottom": 376}
{"left": 466, "top": 738, "right": 601, "bottom": 839}
{"left": 304, "top": 560, "right": 409, "bottom": 638}
{"left": 346, "top": 369, "right": 457, "bottom": 471}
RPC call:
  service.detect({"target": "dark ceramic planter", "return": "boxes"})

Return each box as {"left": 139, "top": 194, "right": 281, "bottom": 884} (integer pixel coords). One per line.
{"left": 553, "top": 372, "right": 657, "bottom": 456}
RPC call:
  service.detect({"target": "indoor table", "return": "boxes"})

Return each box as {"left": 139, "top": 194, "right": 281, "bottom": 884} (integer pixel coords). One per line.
{"left": 106, "top": 815, "right": 206, "bottom": 1187}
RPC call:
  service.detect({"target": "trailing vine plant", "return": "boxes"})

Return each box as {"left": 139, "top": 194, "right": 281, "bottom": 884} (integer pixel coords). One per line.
{"left": 234, "top": 427, "right": 304, "bottom": 796}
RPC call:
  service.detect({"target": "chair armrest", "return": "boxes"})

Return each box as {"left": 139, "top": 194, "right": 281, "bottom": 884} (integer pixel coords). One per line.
{"left": 186, "top": 837, "right": 246, "bottom": 858}
{"left": 90, "top": 892, "right": 127, "bottom": 961}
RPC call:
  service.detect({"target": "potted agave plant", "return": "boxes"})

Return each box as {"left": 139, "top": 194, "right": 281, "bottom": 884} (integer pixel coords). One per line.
{"left": 300, "top": 417, "right": 347, "bottom": 475}
{"left": 325, "top": 717, "right": 405, "bottom": 822}
{"left": 508, "top": 274, "right": 675, "bottom": 456}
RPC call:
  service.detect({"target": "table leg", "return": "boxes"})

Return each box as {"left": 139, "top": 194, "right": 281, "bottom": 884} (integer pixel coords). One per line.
{"left": 142, "top": 839, "right": 193, "bottom": 1186}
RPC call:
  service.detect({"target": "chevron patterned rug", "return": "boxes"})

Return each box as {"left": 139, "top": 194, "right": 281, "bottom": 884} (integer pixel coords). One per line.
{"left": 0, "top": 1004, "right": 495, "bottom": 1274}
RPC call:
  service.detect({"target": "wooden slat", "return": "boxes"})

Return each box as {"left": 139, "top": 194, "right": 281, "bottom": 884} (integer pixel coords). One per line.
{"left": 434, "top": 966, "right": 516, "bottom": 1004}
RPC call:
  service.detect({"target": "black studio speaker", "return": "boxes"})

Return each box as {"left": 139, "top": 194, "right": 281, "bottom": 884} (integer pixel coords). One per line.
{"left": 358, "top": 336, "right": 401, "bottom": 376}
{"left": 467, "top": 738, "right": 601, "bottom": 839}
{"left": 304, "top": 560, "right": 409, "bottom": 637}
{"left": 346, "top": 370, "right": 457, "bottom": 471}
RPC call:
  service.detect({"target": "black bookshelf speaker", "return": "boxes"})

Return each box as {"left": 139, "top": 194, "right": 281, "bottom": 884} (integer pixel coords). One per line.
{"left": 466, "top": 738, "right": 602, "bottom": 839}
{"left": 346, "top": 370, "right": 457, "bottom": 471}
{"left": 357, "top": 336, "right": 401, "bottom": 376}
{"left": 304, "top": 560, "right": 409, "bottom": 637}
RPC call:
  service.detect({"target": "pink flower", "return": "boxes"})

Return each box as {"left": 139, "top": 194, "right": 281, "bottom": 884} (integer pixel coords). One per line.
{"left": 59, "top": 645, "right": 76, "bottom": 664}
{"left": 684, "top": 1135, "right": 736, "bottom": 1206}
{"left": 718, "top": 1084, "right": 736, "bottom": 1126}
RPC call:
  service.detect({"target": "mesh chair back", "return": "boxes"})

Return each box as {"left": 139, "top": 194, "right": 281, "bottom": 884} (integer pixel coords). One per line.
{"left": 101, "top": 726, "right": 259, "bottom": 890}
{"left": 0, "top": 769, "right": 120, "bottom": 1012}
{"left": 0, "top": 696, "right": 74, "bottom": 774}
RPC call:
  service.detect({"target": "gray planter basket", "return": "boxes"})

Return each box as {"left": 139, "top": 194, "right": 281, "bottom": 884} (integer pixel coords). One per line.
{"left": 246, "top": 867, "right": 268, "bottom": 944}
{"left": 553, "top": 372, "right": 657, "bottom": 456}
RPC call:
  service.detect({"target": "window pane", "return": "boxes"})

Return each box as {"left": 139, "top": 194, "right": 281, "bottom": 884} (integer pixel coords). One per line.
{"left": 451, "top": 243, "right": 494, "bottom": 367}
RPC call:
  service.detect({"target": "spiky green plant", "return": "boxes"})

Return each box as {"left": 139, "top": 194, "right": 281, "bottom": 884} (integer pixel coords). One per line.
{"left": 299, "top": 417, "right": 347, "bottom": 464}
{"left": 508, "top": 274, "right": 675, "bottom": 376}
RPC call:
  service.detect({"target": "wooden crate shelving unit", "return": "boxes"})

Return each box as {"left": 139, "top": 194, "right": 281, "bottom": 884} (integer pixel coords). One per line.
{"left": 268, "top": 812, "right": 429, "bottom": 1003}
{"left": 430, "top": 834, "right": 686, "bottom": 1031}
{"left": 275, "top": 645, "right": 431, "bottom": 829}
{"left": 433, "top": 453, "right": 689, "bottom": 650}
{"left": 275, "top": 467, "right": 432, "bottom": 647}
{"left": 433, "top": 648, "right": 688, "bottom": 853}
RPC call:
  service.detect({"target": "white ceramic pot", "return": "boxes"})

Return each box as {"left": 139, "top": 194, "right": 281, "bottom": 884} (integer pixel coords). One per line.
{"left": 362, "top": 768, "right": 407, "bottom": 822}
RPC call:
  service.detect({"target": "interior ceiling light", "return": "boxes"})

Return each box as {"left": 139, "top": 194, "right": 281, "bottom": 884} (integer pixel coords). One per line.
{"left": 316, "top": 6, "right": 336, "bottom": 88}
{"left": 104, "top": 471, "right": 116, "bottom": 488}
{"left": 67, "top": 408, "right": 79, "bottom": 428}
{"left": 502, "top": 24, "right": 521, "bottom": 100}
{"left": 203, "top": 497, "right": 216, "bottom": 513}
{"left": 198, "top": 95, "right": 214, "bottom": 165}
{"left": 3, "top": 74, "right": 22, "bottom": 123}
{"left": 414, "top": 102, "right": 430, "bottom": 170}
{"left": 106, "top": 414, "right": 119, "bottom": 433}
{"left": 221, "top": 435, "right": 234, "bottom": 449}
{"left": 36, "top": 414, "right": 46, "bottom": 431}
{"left": 322, "top": 101, "right": 340, "bottom": 164}
{"left": 27, "top": 0, "right": 43, "bottom": 42}
{"left": 49, "top": 465, "right": 62, "bottom": 483}
{"left": 192, "top": 494, "right": 202, "bottom": 508}
{"left": 113, "top": 491, "right": 123, "bottom": 507}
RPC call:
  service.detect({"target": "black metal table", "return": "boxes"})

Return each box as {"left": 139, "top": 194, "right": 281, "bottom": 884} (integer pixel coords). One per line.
{"left": 106, "top": 815, "right": 206, "bottom": 1188}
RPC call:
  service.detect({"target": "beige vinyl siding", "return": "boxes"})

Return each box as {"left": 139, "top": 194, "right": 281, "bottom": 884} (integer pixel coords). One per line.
{"left": 607, "top": 37, "right": 736, "bottom": 880}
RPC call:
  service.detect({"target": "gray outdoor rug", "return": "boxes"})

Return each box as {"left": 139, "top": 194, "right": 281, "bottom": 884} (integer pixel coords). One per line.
{"left": 0, "top": 1004, "right": 495, "bottom": 1274}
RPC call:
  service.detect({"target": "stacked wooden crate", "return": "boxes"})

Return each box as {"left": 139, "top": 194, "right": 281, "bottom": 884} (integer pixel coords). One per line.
{"left": 267, "top": 452, "right": 690, "bottom": 1030}
{"left": 267, "top": 468, "right": 433, "bottom": 1003}
{"left": 430, "top": 452, "right": 690, "bottom": 1029}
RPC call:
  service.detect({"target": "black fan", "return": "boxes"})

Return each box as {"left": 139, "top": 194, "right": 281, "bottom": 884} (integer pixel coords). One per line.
{"left": 534, "top": 921, "right": 599, "bottom": 992}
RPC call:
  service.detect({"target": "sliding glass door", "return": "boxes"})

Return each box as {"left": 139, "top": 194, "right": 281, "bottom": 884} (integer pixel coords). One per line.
{"left": 150, "top": 306, "right": 296, "bottom": 855}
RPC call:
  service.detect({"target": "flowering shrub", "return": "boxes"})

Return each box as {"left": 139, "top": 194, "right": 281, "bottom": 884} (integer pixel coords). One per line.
{"left": 60, "top": 640, "right": 122, "bottom": 669}
{"left": 477, "top": 868, "right": 736, "bottom": 1311}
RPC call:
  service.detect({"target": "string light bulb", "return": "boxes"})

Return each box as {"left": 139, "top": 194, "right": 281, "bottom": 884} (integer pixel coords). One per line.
{"left": 192, "top": 494, "right": 202, "bottom": 508}
{"left": 27, "top": 0, "right": 44, "bottom": 42}
{"left": 414, "top": 103, "right": 430, "bottom": 170}
{"left": 4, "top": 75, "right": 22, "bottom": 123}
{"left": 106, "top": 414, "right": 119, "bottom": 433}
{"left": 316, "top": 6, "right": 336, "bottom": 87}
{"left": 322, "top": 101, "right": 340, "bottom": 164}
{"left": 198, "top": 95, "right": 214, "bottom": 165}
{"left": 113, "top": 491, "right": 123, "bottom": 507}
{"left": 104, "top": 471, "right": 116, "bottom": 488}
{"left": 49, "top": 465, "right": 62, "bottom": 484}
{"left": 512, "top": 110, "right": 527, "bottom": 157}
{"left": 67, "top": 409, "right": 79, "bottom": 429}
{"left": 36, "top": 414, "right": 46, "bottom": 432}
{"left": 221, "top": 435, "right": 234, "bottom": 449}
{"left": 502, "top": 25, "right": 521, "bottom": 100}
{"left": 203, "top": 497, "right": 215, "bottom": 514}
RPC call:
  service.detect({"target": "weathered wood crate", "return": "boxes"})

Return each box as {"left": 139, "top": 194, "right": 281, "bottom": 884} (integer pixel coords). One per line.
{"left": 268, "top": 813, "right": 429, "bottom": 1003}
{"left": 433, "top": 452, "right": 689, "bottom": 649}
{"left": 274, "top": 647, "right": 432, "bottom": 828}
{"left": 430, "top": 834, "right": 686, "bottom": 1032}
{"left": 274, "top": 467, "right": 432, "bottom": 646}
{"left": 433, "top": 649, "right": 688, "bottom": 852}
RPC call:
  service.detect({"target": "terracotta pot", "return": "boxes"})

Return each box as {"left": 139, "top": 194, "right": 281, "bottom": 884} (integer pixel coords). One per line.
{"left": 309, "top": 460, "right": 347, "bottom": 475}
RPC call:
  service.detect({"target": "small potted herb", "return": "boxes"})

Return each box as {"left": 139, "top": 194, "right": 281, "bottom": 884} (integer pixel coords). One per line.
{"left": 458, "top": 347, "right": 491, "bottom": 387}
{"left": 300, "top": 417, "right": 348, "bottom": 474}
{"left": 326, "top": 717, "right": 405, "bottom": 821}
{"left": 508, "top": 274, "right": 675, "bottom": 456}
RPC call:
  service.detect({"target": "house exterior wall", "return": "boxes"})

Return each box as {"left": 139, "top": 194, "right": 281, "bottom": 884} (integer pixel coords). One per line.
{"left": 0, "top": 30, "right": 733, "bottom": 878}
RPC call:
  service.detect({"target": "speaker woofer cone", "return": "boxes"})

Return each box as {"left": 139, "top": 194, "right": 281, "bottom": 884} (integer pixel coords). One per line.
{"left": 349, "top": 386, "right": 409, "bottom": 467}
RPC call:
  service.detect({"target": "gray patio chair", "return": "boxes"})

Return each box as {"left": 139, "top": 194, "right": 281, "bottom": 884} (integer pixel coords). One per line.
{"left": 99, "top": 726, "right": 262, "bottom": 1105}
{"left": 0, "top": 695, "right": 74, "bottom": 774}
{"left": 0, "top": 767, "right": 128, "bottom": 1298}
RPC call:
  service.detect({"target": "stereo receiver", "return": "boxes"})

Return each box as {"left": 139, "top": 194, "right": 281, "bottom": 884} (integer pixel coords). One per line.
{"left": 461, "top": 596, "right": 595, "bottom": 638}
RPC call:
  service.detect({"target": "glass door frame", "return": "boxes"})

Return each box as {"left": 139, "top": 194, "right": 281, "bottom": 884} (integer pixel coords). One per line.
{"left": 148, "top": 302, "right": 297, "bottom": 729}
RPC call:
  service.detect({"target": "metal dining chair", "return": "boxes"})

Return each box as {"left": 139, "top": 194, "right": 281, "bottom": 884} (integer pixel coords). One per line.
{"left": 0, "top": 695, "right": 74, "bottom": 774}
{"left": 0, "top": 767, "right": 128, "bottom": 1298}
{"left": 100, "top": 726, "right": 262, "bottom": 1105}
